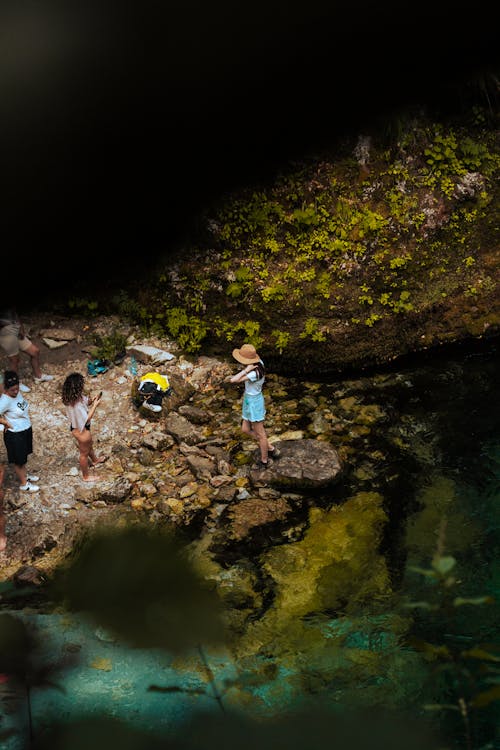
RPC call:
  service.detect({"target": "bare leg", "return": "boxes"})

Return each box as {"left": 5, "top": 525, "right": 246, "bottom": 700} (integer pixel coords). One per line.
{"left": 241, "top": 419, "right": 254, "bottom": 439}
{"left": 7, "top": 353, "right": 20, "bottom": 375}
{"left": 13, "top": 464, "right": 28, "bottom": 487}
{"left": 24, "top": 343, "right": 43, "bottom": 378}
{"left": 88, "top": 441, "right": 107, "bottom": 465}
{"left": 250, "top": 421, "right": 270, "bottom": 462}
{"left": 0, "top": 512, "right": 5, "bottom": 551}
{"left": 241, "top": 419, "right": 274, "bottom": 462}
{"left": 9, "top": 344, "right": 43, "bottom": 379}
{"left": 73, "top": 430, "right": 100, "bottom": 482}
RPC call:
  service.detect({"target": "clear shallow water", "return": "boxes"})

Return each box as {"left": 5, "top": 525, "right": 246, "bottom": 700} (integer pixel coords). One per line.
{"left": 236, "top": 336, "right": 499, "bottom": 747}
{"left": 1, "top": 338, "right": 499, "bottom": 749}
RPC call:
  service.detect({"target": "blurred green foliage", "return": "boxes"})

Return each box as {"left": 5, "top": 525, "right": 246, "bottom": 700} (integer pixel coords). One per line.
{"left": 49, "top": 525, "right": 225, "bottom": 652}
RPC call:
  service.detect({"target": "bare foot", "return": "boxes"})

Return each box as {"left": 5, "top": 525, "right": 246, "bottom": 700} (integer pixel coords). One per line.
{"left": 82, "top": 475, "right": 101, "bottom": 483}
{"left": 91, "top": 456, "right": 108, "bottom": 465}
{"left": 0, "top": 535, "right": 6, "bottom": 552}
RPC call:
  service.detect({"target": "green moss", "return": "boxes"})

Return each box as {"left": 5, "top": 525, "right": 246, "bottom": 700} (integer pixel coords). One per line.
{"left": 237, "top": 492, "right": 390, "bottom": 646}
{"left": 226, "top": 493, "right": 429, "bottom": 711}
{"left": 107, "top": 114, "right": 499, "bottom": 366}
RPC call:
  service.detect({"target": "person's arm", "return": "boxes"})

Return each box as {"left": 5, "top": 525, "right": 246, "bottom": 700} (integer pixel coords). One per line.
{"left": 86, "top": 393, "right": 102, "bottom": 422}
{"left": 0, "top": 411, "right": 12, "bottom": 430}
{"left": 229, "top": 365, "right": 256, "bottom": 384}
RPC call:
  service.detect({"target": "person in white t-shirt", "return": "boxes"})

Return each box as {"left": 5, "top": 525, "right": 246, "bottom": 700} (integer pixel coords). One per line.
{"left": 0, "top": 463, "right": 5, "bottom": 551}
{"left": 0, "top": 370, "right": 40, "bottom": 492}
{"left": 227, "top": 343, "right": 281, "bottom": 469}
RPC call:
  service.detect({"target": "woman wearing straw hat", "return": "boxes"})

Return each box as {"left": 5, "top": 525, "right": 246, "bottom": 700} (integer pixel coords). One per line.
{"left": 228, "top": 343, "right": 280, "bottom": 469}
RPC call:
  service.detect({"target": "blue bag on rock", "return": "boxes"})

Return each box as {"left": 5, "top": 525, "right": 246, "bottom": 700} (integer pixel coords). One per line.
{"left": 87, "top": 359, "right": 109, "bottom": 377}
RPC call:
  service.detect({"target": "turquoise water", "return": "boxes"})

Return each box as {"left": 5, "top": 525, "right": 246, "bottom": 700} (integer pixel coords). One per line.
{"left": 1, "top": 338, "right": 499, "bottom": 749}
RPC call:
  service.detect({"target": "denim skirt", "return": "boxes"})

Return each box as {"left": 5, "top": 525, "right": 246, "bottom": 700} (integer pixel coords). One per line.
{"left": 242, "top": 393, "right": 266, "bottom": 423}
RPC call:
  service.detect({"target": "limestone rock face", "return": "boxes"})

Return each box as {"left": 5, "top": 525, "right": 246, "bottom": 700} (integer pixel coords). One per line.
{"left": 250, "top": 439, "right": 342, "bottom": 492}
{"left": 147, "top": 120, "right": 499, "bottom": 378}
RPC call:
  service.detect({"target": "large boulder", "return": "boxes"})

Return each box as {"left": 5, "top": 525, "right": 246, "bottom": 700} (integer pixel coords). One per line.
{"left": 250, "top": 439, "right": 343, "bottom": 493}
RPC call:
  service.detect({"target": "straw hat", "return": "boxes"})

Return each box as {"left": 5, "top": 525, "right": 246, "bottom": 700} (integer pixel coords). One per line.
{"left": 232, "top": 343, "right": 260, "bottom": 365}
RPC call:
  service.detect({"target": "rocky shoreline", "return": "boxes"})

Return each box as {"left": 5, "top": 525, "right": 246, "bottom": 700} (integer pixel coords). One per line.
{"left": 0, "top": 313, "right": 344, "bottom": 581}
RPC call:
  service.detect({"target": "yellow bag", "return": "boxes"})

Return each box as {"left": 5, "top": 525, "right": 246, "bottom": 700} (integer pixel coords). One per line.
{"left": 140, "top": 372, "right": 170, "bottom": 391}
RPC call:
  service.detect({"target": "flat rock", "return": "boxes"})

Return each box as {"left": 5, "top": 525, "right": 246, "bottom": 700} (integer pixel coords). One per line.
{"left": 249, "top": 439, "right": 343, "bottom": 492}
{"left": 126, "top": 344, "right": 176, "bottom": 365}
{"left": 40, "top": 327, "right": 78, "bottom": 341}
{"left": 43, "top": 338, "right": 69, "bottom": 349}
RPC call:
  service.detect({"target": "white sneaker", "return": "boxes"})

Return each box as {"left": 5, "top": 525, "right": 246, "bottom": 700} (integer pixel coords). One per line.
{"left": 34, "top": 374, "right": 54, "bottom": 382}
{"left": 19, "top": 383, "right": 31, "bottom": 393}
{"left": 27, "top": 474, "right": 40, "bottom": 482}
{"left": 143, "top": 402, "right": 162, "bottom": 413}
{"left": 20, "top": 481, "right": 39, "bottom": 492}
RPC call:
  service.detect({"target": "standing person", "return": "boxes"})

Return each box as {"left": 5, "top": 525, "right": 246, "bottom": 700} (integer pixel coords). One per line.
{"left": 0, "top": 371, "right": 40, "bottom": 493}
{"left": 0, "top": 373, "right": 6, "bottom": 549}
{"left": 0, "top": 309, "right": 53, "bottom": 393}
{"left": 228, "top": 343, "right": 281, "bottom": 469}
{"left": 61, "top": 372, "right": 106, "bottom": 483}
{"left": 0, "top": 463, "right": 6, "bottom": 551}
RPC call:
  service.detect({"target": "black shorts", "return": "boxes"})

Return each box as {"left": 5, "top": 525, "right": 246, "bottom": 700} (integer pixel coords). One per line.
{"left": 70, "top": 422, "right": 91, "bottom": 431}
{"left": 4, "top": 426, "right": 33, "bottom": 466}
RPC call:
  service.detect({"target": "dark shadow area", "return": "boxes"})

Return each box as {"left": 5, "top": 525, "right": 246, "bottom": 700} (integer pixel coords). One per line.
{"left": 1, "top": 0, "right": 497, "bottom": 304}
{"left": 31, "top": 706, "right": 442, "bottom": 750}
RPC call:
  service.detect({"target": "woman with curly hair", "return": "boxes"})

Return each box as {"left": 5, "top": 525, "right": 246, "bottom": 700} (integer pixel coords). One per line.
{"left": 62, "top": 372, "right": 106, "bottom": 482}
